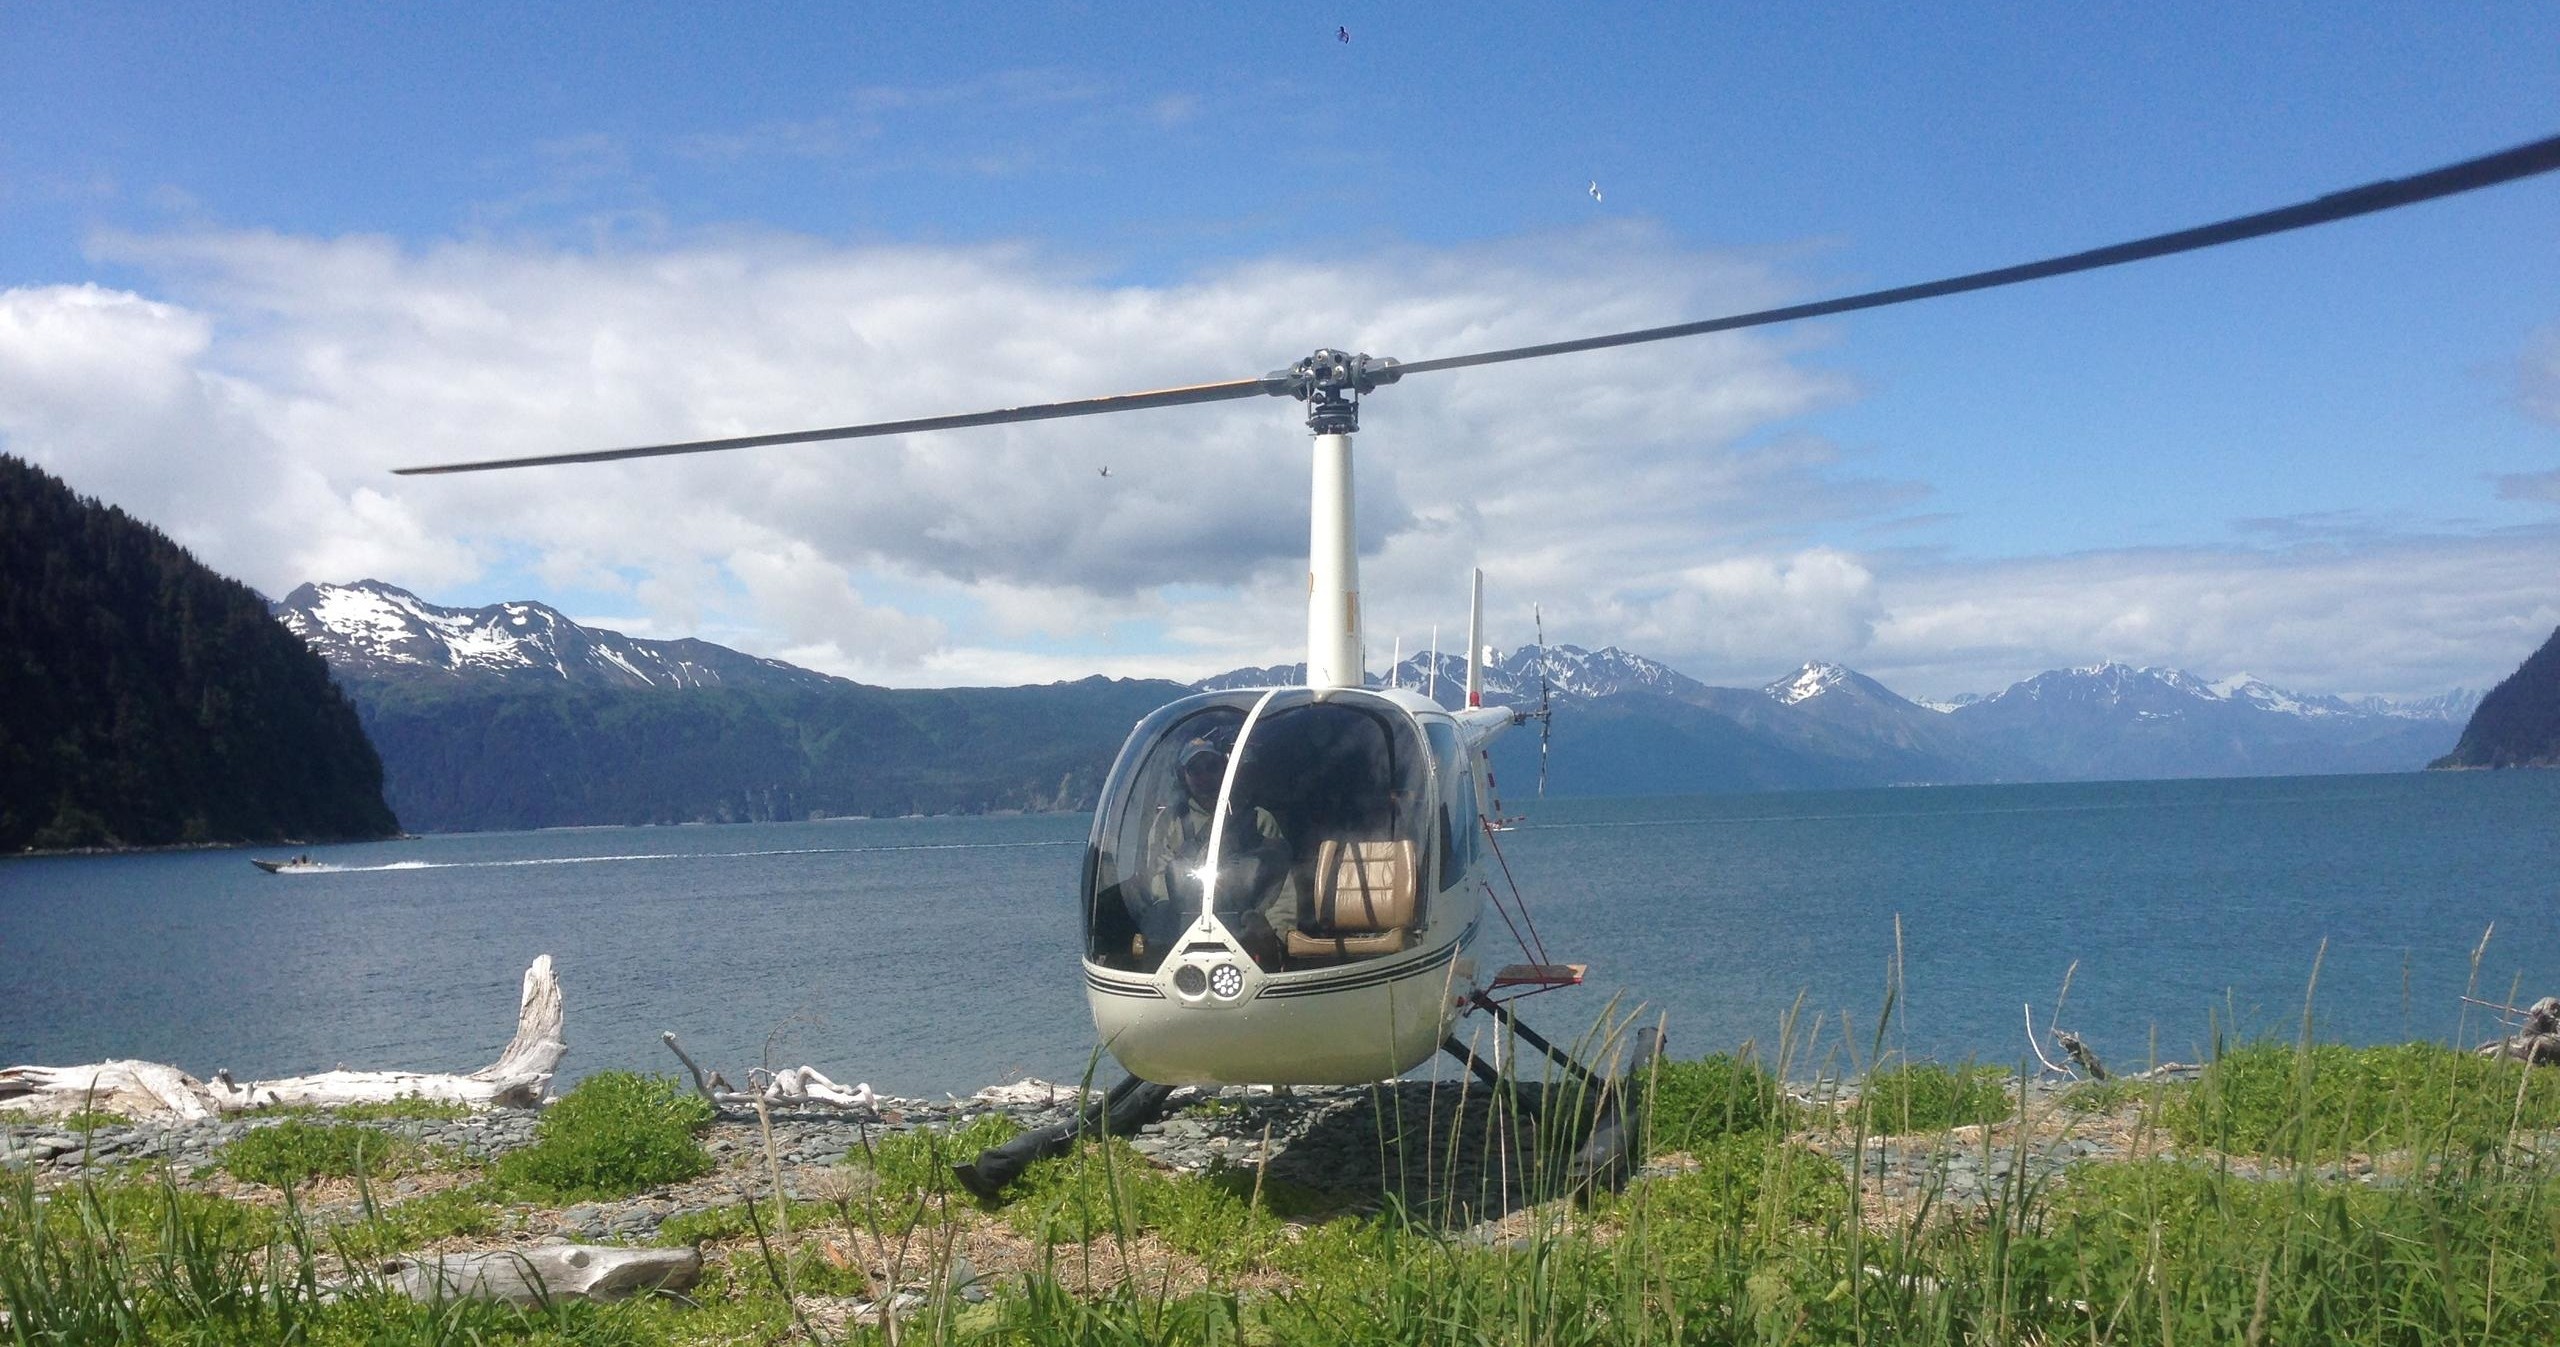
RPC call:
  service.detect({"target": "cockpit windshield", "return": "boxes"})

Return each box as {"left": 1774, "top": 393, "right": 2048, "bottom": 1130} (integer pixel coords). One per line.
{"left": 1084, "top": 690, "right": 1435, "bottom": 975}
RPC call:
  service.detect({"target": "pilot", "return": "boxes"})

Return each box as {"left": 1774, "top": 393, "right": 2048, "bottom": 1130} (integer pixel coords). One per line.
{"left": 1136, "top": 731, "right": 1298, "bottom": 963}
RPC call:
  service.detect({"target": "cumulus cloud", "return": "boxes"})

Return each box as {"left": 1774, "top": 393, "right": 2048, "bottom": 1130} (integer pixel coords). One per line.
{"left": 3, "top": 224, "right": 2552, "bottom": 699}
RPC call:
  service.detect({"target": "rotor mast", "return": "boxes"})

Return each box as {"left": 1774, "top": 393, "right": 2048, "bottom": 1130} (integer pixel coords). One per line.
{"left": 1270, "top": 349, "right": 1400, "bottom": 690}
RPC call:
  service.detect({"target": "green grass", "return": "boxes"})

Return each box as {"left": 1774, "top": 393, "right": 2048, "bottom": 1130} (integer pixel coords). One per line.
{"left": 1852, "top": 1062, "right": 2014, "bottom": 1134}
{"left": 330, "top": 1184, "right": 504, "bottom": 1263}
{"left": 2165, "top": 1040, "right": 2560, "bottom": 1158}
{"left": 489, "top": 1072, "right": 714, "bottom": 1202}
{"left": 19, "top": 1036, "right": 2560, "bottom": 1345}
{"left": 221, "top": 1120, "right": 413, "bottom": 1189}
{"left": 284, "top": 1097, "right": 474, "bottom": 1124}
{"left": 848, "top": 1109, "right": 1022, "bottom": 1202}
{"left": 0, "top": 1171, "right": 749, "bottom": 1345}
{"left": 2057, "top": 1076, "right": 2147, "bottom": 1114}
{"left": 1645, "top": 1050, "right": 1798, "bottom": 1149}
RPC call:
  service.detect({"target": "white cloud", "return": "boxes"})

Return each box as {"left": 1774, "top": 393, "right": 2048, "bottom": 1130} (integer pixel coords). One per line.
{"left": 3, "top": 226, "right": 2552, "bottom": 700}
{"left": 1861, "top": 532, "right": 2560, "bottom": 701}
{"left": 725, "top": 540, "right": 945, "bottom": 678}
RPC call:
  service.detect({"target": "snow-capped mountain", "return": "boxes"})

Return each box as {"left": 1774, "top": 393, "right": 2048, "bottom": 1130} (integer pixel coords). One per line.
{"left": 1959, "top": 662, "right": 2467, "bottom": 724}
{"left": 1195, "top": 644, "right": 1704, "bottom": 705}
{"left": 1947, "top": 662, "right": 2466, "bottom": 780}
{"left": 278, "top": 575, "right": 2484, "bottom": 824}
{"left": 273, "top": 580, "right": 845, "bottom": 692}
{"left": 1194, "top": 650, "right": 2473, "bottom": 790}
{"left": 2355, "top": 688, "right": 2485, "bottom": 721}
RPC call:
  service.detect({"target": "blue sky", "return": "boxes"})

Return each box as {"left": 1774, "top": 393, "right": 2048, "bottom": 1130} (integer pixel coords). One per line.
{"left": 3, "top": 4, "right": 2556, "bottom": 697}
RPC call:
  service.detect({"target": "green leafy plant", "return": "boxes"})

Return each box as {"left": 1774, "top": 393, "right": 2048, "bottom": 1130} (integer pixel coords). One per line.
{"left": 220, "top": 1121, "right": 407, "bottom": 1189}
{"left": 331, "top": 1185, "right": 501, "bottom": 1262}
{"left": 1853, "top": 1062, "right": 2012, "bottom": 1134}
{"left": 491, "top": 1072, "right": 714, "bottom": 1201}
{"left": 1646, "top": 1051, "right": 1798, "bottom": 1150}
{"left": 2164, "top": 1040, "right": 2560, "bottom": 1157}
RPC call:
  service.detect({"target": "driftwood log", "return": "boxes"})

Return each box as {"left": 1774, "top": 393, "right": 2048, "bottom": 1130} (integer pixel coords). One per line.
{"left": 2477, "top": 996, "right": 2560, "bottom": 1064}
{"left": 0, "top": 956, "right": 566, "bottom": 1120}
{"left": 660, "top": 1032, "right": 877, "bottom": 1114}
{"left": 378, "top": 1245, "right": 701, "bottom": 1305}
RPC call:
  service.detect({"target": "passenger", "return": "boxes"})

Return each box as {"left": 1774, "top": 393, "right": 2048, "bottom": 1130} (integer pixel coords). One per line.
{"left": 1134, "top": 732, "right": 1298, "bottom": 964}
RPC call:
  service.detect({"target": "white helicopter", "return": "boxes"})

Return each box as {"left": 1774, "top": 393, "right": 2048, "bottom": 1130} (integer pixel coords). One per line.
{"left": 399, "top": 134, "right": 2560, "bottom": 1189}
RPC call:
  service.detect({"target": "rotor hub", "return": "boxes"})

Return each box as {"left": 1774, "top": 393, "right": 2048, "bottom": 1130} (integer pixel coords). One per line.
{"left": 1262, "top": 348, "right": 1401, "bottom": 436}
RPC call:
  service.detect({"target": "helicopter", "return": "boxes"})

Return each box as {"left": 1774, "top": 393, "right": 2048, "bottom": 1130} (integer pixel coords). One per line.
{"left": 397, "top": 133, "right": 2560, "bottom": 1188}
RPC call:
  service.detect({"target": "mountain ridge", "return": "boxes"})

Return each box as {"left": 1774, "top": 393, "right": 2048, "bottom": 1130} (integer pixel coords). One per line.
{"left": 275, "top": 579, "right": 2489, "bottom": 830}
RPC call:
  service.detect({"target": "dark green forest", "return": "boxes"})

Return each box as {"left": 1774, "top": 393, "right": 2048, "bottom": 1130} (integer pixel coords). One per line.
{"left": 2431, "top": 624, "right": 2560, "bottom": 769}
{"left": 0, "top": 455, "right": 399, "bottom": 851}
{"left": 348, "top": 675, "right": 1191, "bottom": 831}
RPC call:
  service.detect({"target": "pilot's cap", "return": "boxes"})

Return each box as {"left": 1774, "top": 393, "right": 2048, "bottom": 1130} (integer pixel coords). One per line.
{"left": 1179, "top": 736, "right": 1229, "bottom": 771}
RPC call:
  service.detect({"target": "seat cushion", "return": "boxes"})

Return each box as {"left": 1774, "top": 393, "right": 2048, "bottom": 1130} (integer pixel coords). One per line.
{"left": 1308, "top": 838, "right": 1418, "bottom": 932}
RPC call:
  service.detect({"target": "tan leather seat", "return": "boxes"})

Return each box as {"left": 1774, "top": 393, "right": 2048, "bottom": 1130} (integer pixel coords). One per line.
{"left": 1284, "top": 838, "right": 1418, "bottom": 960}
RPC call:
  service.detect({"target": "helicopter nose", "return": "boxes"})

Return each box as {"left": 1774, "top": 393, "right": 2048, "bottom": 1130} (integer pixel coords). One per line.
{"left": 1160, "top": 917, "right": 1257, "bottom": 1006}
{"left": 1169, "top": 951, "right": 1252, "bottom": 1005}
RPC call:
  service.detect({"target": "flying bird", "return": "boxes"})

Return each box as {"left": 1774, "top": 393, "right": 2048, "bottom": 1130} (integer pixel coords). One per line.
{"left": 1098, "top": 465, "right": 1111, "bottom": 478}
{"left": 1588, "top": 180, "right": 1603, "bottom": 203}
{"left": 1337, "top": 26, "right": 1350, "bottom": 43}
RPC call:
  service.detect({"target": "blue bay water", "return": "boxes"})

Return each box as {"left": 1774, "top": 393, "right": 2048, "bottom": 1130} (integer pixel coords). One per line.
{"left": 3, "top": 771, "right": 2555, "bottom": 1095}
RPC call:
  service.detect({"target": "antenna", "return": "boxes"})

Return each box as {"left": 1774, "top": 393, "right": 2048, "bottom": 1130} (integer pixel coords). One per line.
{"left": 1465, "top": 569, "right": 1485, "bottom": 709}
{"left": 1427, "top": 625, "right": 1439, "bottom": 703}
{"left": 1534, "top": 604, "right": 1554, "bottom": 798}
{"left": 1388, "top": 635, "right": 1402, "bottom": 689}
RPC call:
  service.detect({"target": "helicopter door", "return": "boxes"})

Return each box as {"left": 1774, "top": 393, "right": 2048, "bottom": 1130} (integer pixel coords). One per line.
{"left": 1083, "top": 696, "right": 1263, "bottom": 974}
{"left": 1223, "top": 691, "right": 1433, "bottom": 970}
{"left": 1082, "top": 688, "right": 1433, "bottom": 976}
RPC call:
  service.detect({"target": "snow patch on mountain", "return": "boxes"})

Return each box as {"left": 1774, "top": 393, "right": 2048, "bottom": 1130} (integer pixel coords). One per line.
{"left": 275, "top": 580, "right": 847, "bottom": 692}
{"left": 1768, "top": 662, "right": 1851, "bottom": 705}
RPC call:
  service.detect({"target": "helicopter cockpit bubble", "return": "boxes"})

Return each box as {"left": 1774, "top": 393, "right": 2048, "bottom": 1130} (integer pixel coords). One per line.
{"left": 1083, "top": 688, "right": 1436, "bottom": 976}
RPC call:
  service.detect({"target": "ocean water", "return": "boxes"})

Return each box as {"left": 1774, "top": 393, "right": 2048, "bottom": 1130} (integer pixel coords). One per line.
{"left": 3, "top": 771, "right": 2555, "bottom": 1095}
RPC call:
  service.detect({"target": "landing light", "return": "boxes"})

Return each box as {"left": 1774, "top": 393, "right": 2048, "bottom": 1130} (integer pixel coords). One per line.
{"left": 1209, "top": 963, "right": 1245, "bottom": 1000}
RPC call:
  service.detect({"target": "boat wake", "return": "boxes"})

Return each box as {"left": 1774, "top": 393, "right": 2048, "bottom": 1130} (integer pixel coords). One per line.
{"left": 314, "top": 839, "right": 1080, "bottom": 874}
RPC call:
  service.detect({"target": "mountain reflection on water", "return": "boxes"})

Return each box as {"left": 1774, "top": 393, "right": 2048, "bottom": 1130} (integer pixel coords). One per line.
{"left": 4, "top": 770, "right": 2557, "bottom": 1095}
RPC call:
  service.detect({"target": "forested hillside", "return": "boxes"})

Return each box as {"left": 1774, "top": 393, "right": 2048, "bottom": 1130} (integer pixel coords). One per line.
{"left": 0, "top": 456, "right": 398, "bottom": 851}
{"left": 2431, "top": 625, "right": 2560, "bottom": 769}
{"left": 346, "top": 675, "right": 1187, "bottom": 830}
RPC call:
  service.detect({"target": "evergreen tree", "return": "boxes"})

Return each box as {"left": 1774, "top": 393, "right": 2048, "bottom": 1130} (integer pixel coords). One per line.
{"left": 0, "top": 455, "right": 399, "bottom": 850}
{"left": 2431, "top": 625, "right": 2560, "bottom": 769}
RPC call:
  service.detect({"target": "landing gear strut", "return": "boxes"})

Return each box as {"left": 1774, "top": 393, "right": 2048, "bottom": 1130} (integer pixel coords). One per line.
{"left": 951, "top": 1073, "right": 1175, "bottom": 1199}
{"left": 1444, "top": 992, "right": 1663, "bottom": 1197}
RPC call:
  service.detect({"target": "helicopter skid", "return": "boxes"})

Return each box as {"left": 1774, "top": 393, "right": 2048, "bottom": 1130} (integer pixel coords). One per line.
{"left": 1085, "top": 947, "right": 1468, "bottom": 1087}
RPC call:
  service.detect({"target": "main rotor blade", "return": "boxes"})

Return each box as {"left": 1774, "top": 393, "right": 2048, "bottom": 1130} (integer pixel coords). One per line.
{"left": 392, "top": 375, "right": 1273, "bottom": 475}
{"left": 395, "top": 132, "right": 2560, "bottom": 476}
{"left": 1392, "top": 131, "right": 2560, "bottom": 379}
